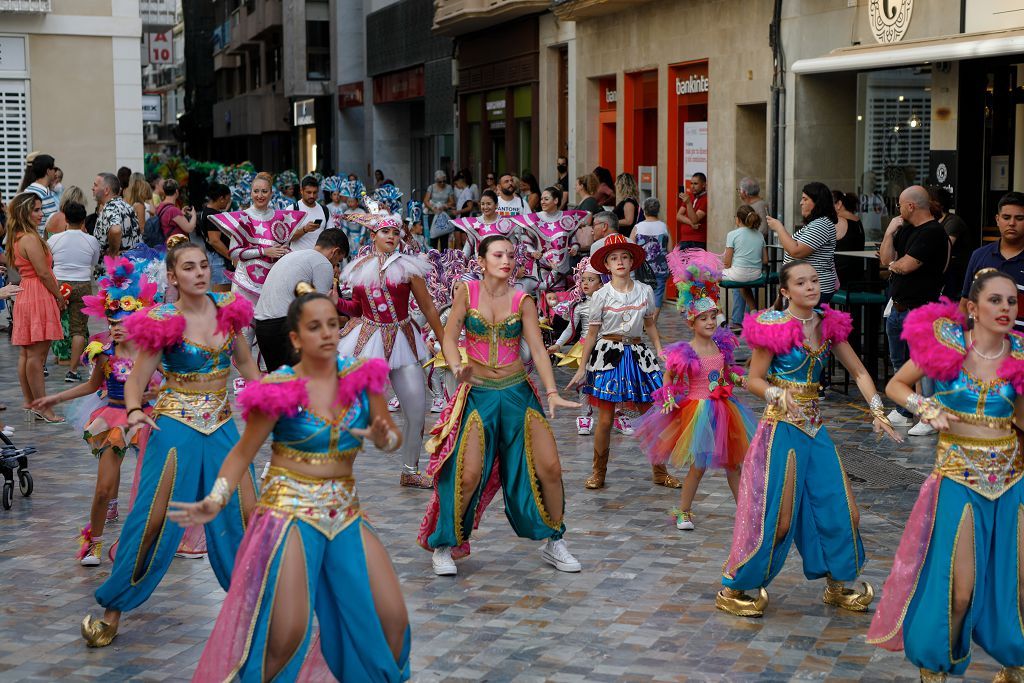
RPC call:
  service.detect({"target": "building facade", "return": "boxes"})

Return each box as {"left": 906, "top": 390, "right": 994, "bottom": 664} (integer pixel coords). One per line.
{"left": 209, "top": 0, "right": 334, "bottom": 174}
{"left": 555, "top": 0, "right": 773, "bottom": 249}
{"left": 785, "top": 0, "right": 1024, "bottom": 242}
{"left": 0, "top": 0, "right": 143, "bottom": 201}
{"left": 141, "top": 0, "right": 184, "bottom": 156}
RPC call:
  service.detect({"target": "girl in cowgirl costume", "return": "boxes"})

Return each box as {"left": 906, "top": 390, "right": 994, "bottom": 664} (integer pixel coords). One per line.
{"left": 568, "top": 234, "right": 673, "bottom": 489}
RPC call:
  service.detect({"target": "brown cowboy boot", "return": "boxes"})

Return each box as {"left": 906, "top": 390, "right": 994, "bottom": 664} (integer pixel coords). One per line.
{"left": 652, "top": 463, "right": 682, "bottom": 488}
{"left": 585, "top": 449, "right": 609, "bottom": 489}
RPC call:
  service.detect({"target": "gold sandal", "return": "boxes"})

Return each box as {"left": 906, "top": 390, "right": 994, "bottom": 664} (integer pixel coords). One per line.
{"left": 715, "top": 587, "right": 769, "bottom": 617}
{"left": 822, "top": 577, "right": 874, "bottom": 612}
{"left": 81, "top": 615, "right": 118, "bottom": 648}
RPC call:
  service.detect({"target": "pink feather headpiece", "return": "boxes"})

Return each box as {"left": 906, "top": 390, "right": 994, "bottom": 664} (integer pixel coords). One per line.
{"left": 81, "top": 256, "right": 159, "bottom": 321}
{"left": 667, "top": 249, "right": 722, "bottom": 320}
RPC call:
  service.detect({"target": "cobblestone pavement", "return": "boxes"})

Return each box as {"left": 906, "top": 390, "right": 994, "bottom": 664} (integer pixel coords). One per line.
{"left": 0, "top": 312, "right": 1002, "bottom": 682}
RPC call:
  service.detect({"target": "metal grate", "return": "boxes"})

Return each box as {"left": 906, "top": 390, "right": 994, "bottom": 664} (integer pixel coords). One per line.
{"left": 0, "top": 0, "right": 51, "bottom": 12}
{"left": 840, "top": 445, "right": 926, "bottom": 489}
{"left": 0, "top": 81, "right": 29, "bottom": 204}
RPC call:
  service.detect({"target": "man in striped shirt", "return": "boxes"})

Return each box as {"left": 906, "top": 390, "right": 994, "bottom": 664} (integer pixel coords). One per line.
{"left": 21, "top": 153, "right": 59, "bottom": 234}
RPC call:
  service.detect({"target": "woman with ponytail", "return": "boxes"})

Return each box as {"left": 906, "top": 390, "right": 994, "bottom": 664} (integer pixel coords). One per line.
{"left": 717, "top": 259, "right": 901, "bottom": 619}
{"left": 169, "top": 282, "right": 410, "bottom": 682}
{"left": 81, "top": 235, "right": 261, "bottom": 648}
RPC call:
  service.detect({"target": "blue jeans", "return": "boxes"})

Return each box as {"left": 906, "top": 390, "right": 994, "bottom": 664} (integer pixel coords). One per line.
{"left": 886, "top": 306, "right": 934, "bottom": 418}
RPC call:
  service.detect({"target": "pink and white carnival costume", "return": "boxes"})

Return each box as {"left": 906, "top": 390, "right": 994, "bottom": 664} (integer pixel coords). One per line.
{"left": 338, "top": 214, "right": 437, "bottom": 486}
{"left": 208, "top": 206, "right": 305, "bottom": 304}
{"left": 521, "top": 210, "right": 588, "bottom": 291}
{"left": 452, "top": 214, "right": 540, "bottom": 293}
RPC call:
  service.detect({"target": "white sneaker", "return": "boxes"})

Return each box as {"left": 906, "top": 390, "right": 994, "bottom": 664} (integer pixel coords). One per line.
{"left": 432, "top": 546, "right": 457, "bottom": 576}
{"left": 430, "top": 396, "right": 445, "bottom": 413}
{"left": 1, "top": 425, "right": 13, "bottom": 437}
{"left": 387, "top": 397, "right": 401, "bottom": 413}
{"left": 675, "top": 510, "right": 695, "bottom": 531}
{"left": 577, "top": 416, "right": 593, "bottom": 436}
{"left": 887, "top": 409, "right": 911, "bottom": 427}
{"left": 174, "top": 551, "right": 206, "bottom": 559}
{"left": 613, "top": 415, "right": 635, "bottom": 436}
{"left": 908, "top": 421, "right": 937, "bottom": 436}
{"left": 541, "top": 539, "right": 581, "bottom": 572}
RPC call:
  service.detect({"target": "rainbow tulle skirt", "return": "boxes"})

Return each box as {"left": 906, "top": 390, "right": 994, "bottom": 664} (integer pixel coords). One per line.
{"left": 635, "top": 397, "right": 756, "bottom": 470}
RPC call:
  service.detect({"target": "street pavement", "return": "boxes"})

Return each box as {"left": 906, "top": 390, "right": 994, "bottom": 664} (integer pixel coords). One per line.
{"left": 0, "top": 311, "right": 1002, "bottom": 682}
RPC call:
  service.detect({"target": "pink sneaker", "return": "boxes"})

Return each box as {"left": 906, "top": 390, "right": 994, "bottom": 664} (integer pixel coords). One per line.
{"left": 576, "top": 416, "right": 593, "bottom": 435}
{"left": 105, "top": 499, "right": 119, "bottom": 523}
{"left": 613, "top": 415, "right": 635, "bottom": 436}
{"left": 388, "top": 397, "right": 401, "bottom": 413}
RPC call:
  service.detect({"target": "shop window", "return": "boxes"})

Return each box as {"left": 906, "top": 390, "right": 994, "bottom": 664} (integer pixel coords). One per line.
{"left": 856, "top": 67, "right": 932, "bottom": 239}
{"left": 625, "top": 70, "right": 658, "bottom": 177}
{"left": 487, "top": 90, "right": 507, "bottom": 174}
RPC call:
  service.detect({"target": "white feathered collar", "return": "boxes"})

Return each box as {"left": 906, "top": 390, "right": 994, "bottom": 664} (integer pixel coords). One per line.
{"left": 342, "top": 250, "right": 432, "bottom": 289}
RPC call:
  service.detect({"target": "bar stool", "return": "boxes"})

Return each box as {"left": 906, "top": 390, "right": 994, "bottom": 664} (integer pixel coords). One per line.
{"left": 721, "top": 269, "right": 769, "bottom": 326}
{"left": 829, "top": 286, "right": 889, "bottom": 393}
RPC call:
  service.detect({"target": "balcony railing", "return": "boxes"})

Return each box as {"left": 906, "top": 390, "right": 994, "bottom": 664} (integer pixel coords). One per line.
{"left": 551, "top": 0, "right": 654, "bottom": 20}
{"left": 433, "top": 0, "right": 548, "bottom": 34}
{"left": 140, "top": 0, "right": 177, "bottom": 31}
{"left": 0, "top": 0, "right": 51, "bottom": 12}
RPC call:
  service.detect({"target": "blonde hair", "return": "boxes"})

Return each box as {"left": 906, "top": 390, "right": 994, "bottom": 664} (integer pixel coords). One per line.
{"left": 615, "top": 173, "right": 638, "bottom": 203}
{"left": 59, "top": 185, "right": 86, "bottom": 213}
{"left": 5, "top": 192, "right": 49, "bottom": 263}
{"left": 124, "top": 176, "right": 153, "bottom": 206}
{"left": 254, "top": 171, "right": 274, "bottom": 188}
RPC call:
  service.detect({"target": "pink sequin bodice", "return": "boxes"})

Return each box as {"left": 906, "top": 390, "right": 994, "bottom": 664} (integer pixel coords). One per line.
{"left": 686, "top": 352, "right": 725, "bottom": 400}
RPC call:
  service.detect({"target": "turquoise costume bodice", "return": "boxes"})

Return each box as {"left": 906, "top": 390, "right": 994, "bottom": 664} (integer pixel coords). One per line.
{"left": 270, "top": 359, "right": 371, "bottom": 464}
{"left": 768, "top": 341, "right": 831, "bottom": 387}
{"left": 927, "top": 323, "right": 1020, "bottom": 428}
{"left": 161, "top": 337, "right": 234, "bottom": 380}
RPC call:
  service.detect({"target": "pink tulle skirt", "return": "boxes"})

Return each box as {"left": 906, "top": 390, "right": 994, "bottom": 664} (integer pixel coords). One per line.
{"left": 83, "top": 405, "right": 148, "bottom": 458}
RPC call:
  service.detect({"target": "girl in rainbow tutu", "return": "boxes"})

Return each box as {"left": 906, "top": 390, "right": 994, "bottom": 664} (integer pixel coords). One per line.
{"left": 635, "top": 250, "right": 756, "bottom": 531}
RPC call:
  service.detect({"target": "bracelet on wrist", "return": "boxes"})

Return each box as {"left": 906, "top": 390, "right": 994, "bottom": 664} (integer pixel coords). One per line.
{"left": 381, "top": 429, "right": 400, "bottom": 453}
{"left": 205, "top": 477, "right": 231, "bottom": 509}
{"left": 127, "top": 407, "right": 143, "bottom": 417}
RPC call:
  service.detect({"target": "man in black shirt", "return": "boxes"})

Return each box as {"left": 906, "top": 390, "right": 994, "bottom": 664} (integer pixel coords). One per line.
{"left": 195, "top": 183, "right": 233, "bottom": 292}
{"left": 880, "top": 184, "right": 950, "bottom": 430}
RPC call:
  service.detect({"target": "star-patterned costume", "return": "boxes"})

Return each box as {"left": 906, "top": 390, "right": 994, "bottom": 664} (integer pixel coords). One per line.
{"left": 521, "top": 210, "right": 588, "bottom": 291}
{"left": 208, "top": 206, "right": 305, "bottom": 303}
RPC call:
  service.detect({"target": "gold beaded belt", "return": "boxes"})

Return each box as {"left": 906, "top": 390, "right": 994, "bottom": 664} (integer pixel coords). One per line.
{"left": 762, "top": 379, "right": 823, "bottom": 437}
{"left": 271, "top": 442, "right": 358, "bottom": 466}
{"left": 935, "top": 433, "right": 1023, "bottom": 500}
{"left": 153, "top": 387, "right": 231, "bottom": 435}
{"left": 258, "top": 466, "right": 361, "bottom": 539}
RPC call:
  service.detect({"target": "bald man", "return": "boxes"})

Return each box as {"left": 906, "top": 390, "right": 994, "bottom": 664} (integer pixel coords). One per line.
{"left": 879, "top": 184, "right": 950, "bottom": 434}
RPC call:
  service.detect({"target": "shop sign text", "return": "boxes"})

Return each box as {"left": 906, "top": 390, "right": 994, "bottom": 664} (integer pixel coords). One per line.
{"left": 676, "top": 74, "right": 709, "bottom": 96}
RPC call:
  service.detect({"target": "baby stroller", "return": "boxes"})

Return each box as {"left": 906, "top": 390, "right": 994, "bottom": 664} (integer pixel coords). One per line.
{"left": 0, "top": 431, "right": 34, "bottom": 510}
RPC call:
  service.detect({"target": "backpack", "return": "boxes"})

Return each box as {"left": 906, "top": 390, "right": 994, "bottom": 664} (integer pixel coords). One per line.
{"left": 143, "top": 204, "right": 171, "bottom": 247}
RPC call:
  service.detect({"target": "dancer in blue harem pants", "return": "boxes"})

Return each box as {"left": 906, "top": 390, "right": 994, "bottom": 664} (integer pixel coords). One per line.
{"left": 722, "top": 422, "right": 864, "bottom": 591}
{"left": 95, "top": 415, "right": 255, "bottom": 610}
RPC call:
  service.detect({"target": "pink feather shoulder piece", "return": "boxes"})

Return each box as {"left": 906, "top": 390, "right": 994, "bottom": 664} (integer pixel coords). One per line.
{"left": 215, "top": 293, "right": 254, "bottom": 337}
{"left": 900, "top": 299, "right": 966, "bottom": 382}
{"left": 820, "top": 305, "right": 853, "bottom": 345}
{"left": 124, "top": 305, "right": 186, "bottom": 352}
{"left": 1000, "top": 332, "right": 1024, "bottom": 393}
{"left": 742, "top": 309, "right": 802, "bottom": 354}
{"left": 336, "top": 357, "right": 390, "bottom": 406}
{"left": 238, "top": 372, "right": 309, "bottom": 420}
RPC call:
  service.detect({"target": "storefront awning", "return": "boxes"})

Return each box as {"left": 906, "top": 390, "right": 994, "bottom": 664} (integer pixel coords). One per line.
{"left": 791, "top": 28, "right": 1024, "bottom": 75}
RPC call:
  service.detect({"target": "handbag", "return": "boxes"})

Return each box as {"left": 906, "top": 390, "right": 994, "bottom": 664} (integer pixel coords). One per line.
{"left": 428, "top": 212, "right": 455, "bottom": 238}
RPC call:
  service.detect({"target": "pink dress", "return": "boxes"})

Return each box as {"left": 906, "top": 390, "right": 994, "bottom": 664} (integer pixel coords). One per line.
{"left": 12, "top": 236, "right": 62, "bottom": 346}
